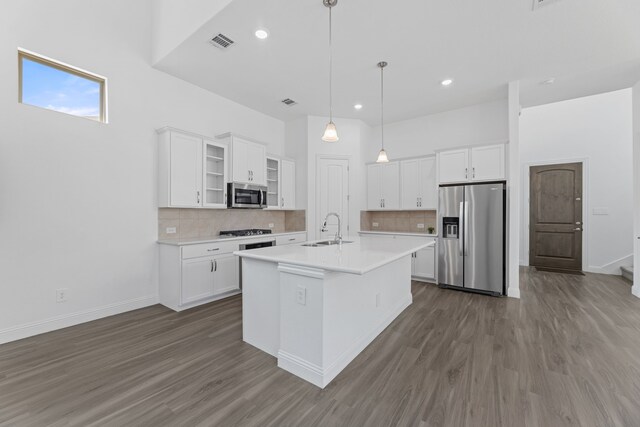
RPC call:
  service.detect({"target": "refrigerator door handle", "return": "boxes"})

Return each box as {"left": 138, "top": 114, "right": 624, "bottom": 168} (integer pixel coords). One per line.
{"left": 459, "top": 201, "right": 464, "bottom": 256}
{"left": 464, "top": 201, "right": 469, "bottom": 256}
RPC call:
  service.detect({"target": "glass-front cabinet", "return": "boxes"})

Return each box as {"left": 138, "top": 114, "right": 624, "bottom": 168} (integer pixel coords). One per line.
{"left": 203, "top": 139, "right": 228, "bottom": 208}
{"left": 266, "top": 157, "right": 280, "bottom": 209}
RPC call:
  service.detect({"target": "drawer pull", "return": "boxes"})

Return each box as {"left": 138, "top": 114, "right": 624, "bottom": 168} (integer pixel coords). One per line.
{"left": 289, "top": 238, "right": 296, "bottom": 241}
{"left": 207, "top": 248, "right": 220, "bottom": 252}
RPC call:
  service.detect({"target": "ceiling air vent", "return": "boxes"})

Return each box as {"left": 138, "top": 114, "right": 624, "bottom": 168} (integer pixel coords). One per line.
{"left": 281, "top": 98, "right": 298, "bottom": 106}
{"left": 209, "top": 33, "right": 235, "bottom": 49}
{"left": 532, "top": 0, "right": 563, "bottom": 10}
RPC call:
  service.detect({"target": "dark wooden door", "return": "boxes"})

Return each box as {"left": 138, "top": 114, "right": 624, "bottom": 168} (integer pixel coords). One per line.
{"left": 530, "top": 162, "right": 583, "bottom": 271}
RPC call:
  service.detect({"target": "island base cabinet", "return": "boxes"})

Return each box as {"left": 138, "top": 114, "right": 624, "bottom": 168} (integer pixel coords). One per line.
{"left": 276, "top": 257, "right": 412, "bottom": 388}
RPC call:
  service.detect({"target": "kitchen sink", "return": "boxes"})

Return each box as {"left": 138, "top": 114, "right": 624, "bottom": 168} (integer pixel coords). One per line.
{"left": 302, "top": 240, "right": 354, "bottom": 247}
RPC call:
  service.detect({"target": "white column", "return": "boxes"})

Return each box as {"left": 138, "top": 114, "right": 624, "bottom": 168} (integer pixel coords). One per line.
{"left": 507, "top": 82, "right": 521, "bottom": 298}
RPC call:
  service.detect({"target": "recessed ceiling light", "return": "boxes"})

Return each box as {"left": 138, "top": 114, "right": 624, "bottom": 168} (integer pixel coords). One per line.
{"left": 255, "top": 29, "right": 269, "bottom": 40}
{"left": 354, "top": 104, "right": 363, "bottom": 110}
{"left": 441, "top": 79, "right": 454, "bottom": 87}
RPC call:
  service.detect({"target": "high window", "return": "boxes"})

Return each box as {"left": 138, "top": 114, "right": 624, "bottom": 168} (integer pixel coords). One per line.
{"left": 18, "top": 49, "right": 107, "bottom": 122}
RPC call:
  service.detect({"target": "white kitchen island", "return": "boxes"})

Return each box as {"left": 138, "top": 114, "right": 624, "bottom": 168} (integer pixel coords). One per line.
{"left": 235, "top": 237, "right": 433, "bottom": 388}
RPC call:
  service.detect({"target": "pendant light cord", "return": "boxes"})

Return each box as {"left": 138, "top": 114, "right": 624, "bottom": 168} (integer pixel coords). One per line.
{"left": 380, "top": 65, "right": 384, "bottom": 150}
{"left": 329, "top": 6, "right": 333, "bottom": 122}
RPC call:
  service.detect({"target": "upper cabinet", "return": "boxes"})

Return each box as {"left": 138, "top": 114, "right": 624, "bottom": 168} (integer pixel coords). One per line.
{"left": 367, "top": 162, "right": 400, "bottom": 210}
{"left": 218, "top": 133, "right": 267, "bottom": 186}
{"left": 437, "top": 143, "right": 506, "bottom": 184}
{"left": 158, "top": 128, "right": 228, "bottom": 209}
{"left": 400, "top": 157, "right": 436, "bottom": 210}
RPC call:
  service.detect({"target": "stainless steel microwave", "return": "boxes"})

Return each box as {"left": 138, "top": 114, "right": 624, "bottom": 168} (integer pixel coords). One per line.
{"left": 227, "top": 183, "right": 267, "bottom": 209}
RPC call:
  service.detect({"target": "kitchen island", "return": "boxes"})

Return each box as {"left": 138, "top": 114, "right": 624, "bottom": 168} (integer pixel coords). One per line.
{"left": 235, "top": 236, "right": 434, "bottom": 388}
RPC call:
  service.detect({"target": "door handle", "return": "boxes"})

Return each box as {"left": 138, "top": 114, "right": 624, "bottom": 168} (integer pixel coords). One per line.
{"left": 459, "top": 202, "right": 464, "bottom": 256}
{"left": 574, "top": 228, "right": 582, "bottom": 231}
{"left": 464, "top": 201, "right": 469, "bottom": 256}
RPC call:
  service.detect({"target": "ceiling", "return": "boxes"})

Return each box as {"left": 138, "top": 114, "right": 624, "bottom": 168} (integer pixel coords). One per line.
{"left": 154, "top": 0, "right": 640, "bottom": 125}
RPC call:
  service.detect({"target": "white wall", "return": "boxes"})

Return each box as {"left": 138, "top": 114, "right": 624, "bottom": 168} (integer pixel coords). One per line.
{"left": 0, "top": 0, "right": 285, "bottom": 343}
{"left": 633, "top": 82, "right": 640, "bottom": 296}
{"left": 305, "top": 116, "right": 371, "bottom": 240}
{"left": 151, "top": 0, "right": 233, "bottom": 64}
{"left": 520, "top": 89, "right": 634, "bottom": 274}
{"left": 284, "top": 116, "right": 309, "bottom": 210}
{"left": 365, "top": 99, "right": 509, "bottom": 161}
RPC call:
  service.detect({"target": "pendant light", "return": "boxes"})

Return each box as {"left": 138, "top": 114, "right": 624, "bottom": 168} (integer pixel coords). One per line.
{"left": 322, "top": 0, "right": 339, "bottom": 142}
{"left": 376, "top": 61, "right": 389, "bottom": 162}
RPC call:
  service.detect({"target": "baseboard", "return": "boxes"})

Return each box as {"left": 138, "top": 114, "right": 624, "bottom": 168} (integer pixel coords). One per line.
{"left": 0, "top": 295, "right": 158, "bottom": 345}
{"left": 586, "top": 254, "right": 634, "bottom": 275}
{"left": 277, "top": 294, "right": 412, "bottom": 388}
{"left": 508, "top": 286, "right": 521, "bottom": 299}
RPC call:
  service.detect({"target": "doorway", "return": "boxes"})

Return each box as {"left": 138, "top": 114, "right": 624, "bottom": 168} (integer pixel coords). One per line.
{"left": 317, "top": 157, "right": 350, "bottom": 240}
{"left": 529, "top": 162, "right": 584, "bottom": 272}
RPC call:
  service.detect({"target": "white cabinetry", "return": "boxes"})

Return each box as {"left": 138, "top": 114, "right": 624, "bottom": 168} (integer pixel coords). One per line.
{"left": 266, "top": 157, "right": 296, "bottom": 210}
{"left": 437, "top": 144, "right": 505, "bottom": 184}
{"left": 158, "top": 128, "right": 228, "bottom": 209}
{"left": 219, "top": 133, "right": 267, "bottom": 186}
{"left": 159, "top": 240, "right": 240, "bottom": 312}
{"left": 412, "top": 245, "right": 435, "bottom": 280}
{"left": 367, "top": 162, "right": 400, "bottom": 210}
{"left": 275, "top": 232, "right": 307, "bottom": 246}
{"left": 400, "top": 157, "right": 436, "bottom": 210}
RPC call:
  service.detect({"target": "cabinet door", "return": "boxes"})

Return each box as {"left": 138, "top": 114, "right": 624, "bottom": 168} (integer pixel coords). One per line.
{"left": 281, "top": 159, "right": 296, "bottom": 209}
{"left": 419, "top": 157, "right": 437, "bottom": 209}
{"left": 401, "top": 159, "right": 420, "bottom": 210}
{"left": 367, "top": 164, "right": 382, "bottom": 210}
{"left": 232, "top": 138, "right": 249, "bottom": 183}
{"left": 247, "top": 143, "right": 267, "bottom": 185}
{"left": 213, "top": 254, "right": 240, "bottom": 295}
{"left": 170, "top": 132, "right": 203, "bottom": 207}
{"left": 381, "top": 162, "right": 400, "bottom": 209}
{"left": 413, "top": 246, "right": 435, "bottom": 279}
{"left": 266, "top": 157, "right": 280, "bottom": 209}
{"left": 181, "top": 257, "right": 214, "bottom": 304}
{"left": 438, "top": 149, "right": 469, "bottom": 184}
{"left": 471, "top": 144, "right": 505, "bottom": 181}
{"left": 203, "top": 140, "right": 228, "bottom": 208}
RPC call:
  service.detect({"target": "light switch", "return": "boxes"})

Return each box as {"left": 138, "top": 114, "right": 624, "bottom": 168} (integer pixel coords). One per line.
{"left": 296, "top": 286, "right": 306, "bottom": 305}
{"left": 417, "top": 223, "right": 425, "bottom": 229}
{"left": 269, "top": 223, "right": 275, "bottom": 228}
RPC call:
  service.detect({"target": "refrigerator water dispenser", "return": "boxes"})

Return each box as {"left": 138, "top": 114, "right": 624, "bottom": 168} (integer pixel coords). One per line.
{"left": 442, "top": 217, "right": 459, "bottom": 238}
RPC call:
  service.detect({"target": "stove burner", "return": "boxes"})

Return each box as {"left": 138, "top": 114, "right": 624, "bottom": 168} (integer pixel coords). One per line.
{"left": 219, "top": 229, "right": 272, "bottom": 237}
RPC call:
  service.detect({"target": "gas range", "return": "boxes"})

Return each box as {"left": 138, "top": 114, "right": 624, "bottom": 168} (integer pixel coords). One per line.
{"left": 219, "top": 229, "right": 272, "bottom": 237}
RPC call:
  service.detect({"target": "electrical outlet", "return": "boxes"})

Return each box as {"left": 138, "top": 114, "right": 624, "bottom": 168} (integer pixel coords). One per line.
{"left": 375, "top": 293, "right": 381, "bottom": 308}
{"left": 296, "top": 286, "right": 306, "bottom": 305}
{"left": 56, "top": 288, "right": 69, "bottom": 303}
{"left": 417, "top": 223, "right": 425, "bottom": 229}
{"left": 372, "top": 222, "right": 379, "bottom": 228}
{"left": 166, "top": 227, "right": 177, "bottom": 234}
{"left": 268, "top": 223, "right": 275, "bottom": 228}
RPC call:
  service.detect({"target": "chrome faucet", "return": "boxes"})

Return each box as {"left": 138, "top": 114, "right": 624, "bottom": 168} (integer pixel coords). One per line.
{"left": 321, "top": 212, "right": 342, "bottom": 244}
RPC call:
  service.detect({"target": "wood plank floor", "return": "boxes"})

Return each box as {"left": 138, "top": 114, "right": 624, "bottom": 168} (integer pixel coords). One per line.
{"left": 1, "top": 268, "right": 640, "bottom": 426}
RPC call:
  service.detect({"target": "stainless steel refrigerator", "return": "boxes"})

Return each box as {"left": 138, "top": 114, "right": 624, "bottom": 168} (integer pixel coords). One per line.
{"left": 438, "top": 182, "right": 506, "bottom": 296}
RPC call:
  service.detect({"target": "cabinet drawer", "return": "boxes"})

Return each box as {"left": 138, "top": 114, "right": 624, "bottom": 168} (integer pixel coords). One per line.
{"left": 276, "top": 233, "right": 307, "bottom": 246}
{"left": 182, "top": 241, "right": 238, "bottom": 259}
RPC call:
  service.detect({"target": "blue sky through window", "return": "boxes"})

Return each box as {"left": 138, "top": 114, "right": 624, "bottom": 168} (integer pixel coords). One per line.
{"left": 21, "top": 57, "right": 102, "bottom": 120}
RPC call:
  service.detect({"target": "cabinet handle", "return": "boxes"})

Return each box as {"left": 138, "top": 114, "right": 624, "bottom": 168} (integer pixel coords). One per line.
{"left": 465, "top": 168, "right": 468, "bottom": 179}
{"left": 214, "top": 259, "right": 217, "bottom": 272}
{"left": 210, "top": 260, "right": 214, "bottom": 272}
{"left": 281, "top": 197, "right": 284, "bottom": 208}
{"left": 472, "top": 167, "right": 476, "bottom": 179}
{"left": 207, "top": 248, "right": 220, "bottom": 252}
{"left": 289, "top": 238, "right": 296, "bottom": 241}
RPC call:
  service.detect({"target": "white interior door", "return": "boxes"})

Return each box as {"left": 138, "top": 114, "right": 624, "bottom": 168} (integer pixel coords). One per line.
{"left": 318, "top": 157, "right": 350, "bottom": 240}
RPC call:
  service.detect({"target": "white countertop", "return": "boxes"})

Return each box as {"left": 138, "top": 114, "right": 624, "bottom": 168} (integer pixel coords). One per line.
{"left": 359, "top": 231, "right": 438, "bottom": 238}
{"left": 235, "top": 237, "right": 434, "bottom": 275}
{"left": 157, "top": 231, "right": 306, "bottom": 246}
